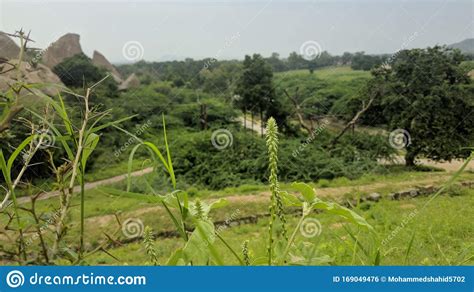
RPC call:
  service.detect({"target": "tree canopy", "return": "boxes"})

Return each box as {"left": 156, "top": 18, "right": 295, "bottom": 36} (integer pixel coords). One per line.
{"left": 370, "top": 46, "right": 474, "bottom": 165}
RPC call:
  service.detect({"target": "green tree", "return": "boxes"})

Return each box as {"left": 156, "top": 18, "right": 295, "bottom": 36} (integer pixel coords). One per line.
{"left": 266, "top": 52, "right": 288, "bottom": 72}
{"left": 351, "top": 52, "right": 384, "bottom": 71}
{"left": 287, "top": 51, "right": 306, "bottom": 70}
{"left": 53, "top": 53, "right": 106, "bottom": 87}
{"left": 373, "top": 46, "right": 474, "bottom": 166}
{"left": 235, "top": 54, "right": 277, "bottom": 134}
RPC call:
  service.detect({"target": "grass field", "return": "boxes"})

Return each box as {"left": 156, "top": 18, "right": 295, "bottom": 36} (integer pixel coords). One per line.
{"left": 5, "top": 166, "right": 473, "bottom": 266}
{"left": 85, "top": 188, "right": 474, "bottom": 266}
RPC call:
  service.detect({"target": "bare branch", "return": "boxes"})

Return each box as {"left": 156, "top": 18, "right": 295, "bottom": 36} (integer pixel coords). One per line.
{"left": 330, "top": 95, "right": 375, "bottom": 147}
{"left": 284, "top": 88, "right": 314, "bottom": 134}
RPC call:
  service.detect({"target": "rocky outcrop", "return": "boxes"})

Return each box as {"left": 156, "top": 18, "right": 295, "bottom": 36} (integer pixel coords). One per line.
{"left": 118, "top": 73, "right": 140, "bottom": 90}
{"left": 0, "top": 60, "right": 63, "bottom": 96}
{"left": 92, "top": 50, "right": 123, "bottom": 83}
{"left": 42, "top": 33, "right": 83, "bottom": 68}
{"left": 0, "top": 32, "right": 20, "bottom": 60}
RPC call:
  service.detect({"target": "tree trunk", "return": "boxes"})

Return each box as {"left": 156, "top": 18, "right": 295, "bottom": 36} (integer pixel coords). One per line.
{"left": 405, "top": 150, "right": 417, "bottom": 167}
{"left": 200, "top": 104, "right": 208, "bottom": 130}
{"left": 284, "top": 88, "right": 314, "bottom": 134}
{"left": 251, "top": 112, "right": 254, "bottom": 132}
{"left": 243, "top": 108, "right": 247, "bottom": 130}
{"left": 260, "top": 110, "right": 264, "bottom": 137}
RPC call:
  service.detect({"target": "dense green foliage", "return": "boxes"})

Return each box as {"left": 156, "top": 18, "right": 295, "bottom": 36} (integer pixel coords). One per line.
{"left": 127, "top": 128, "right": 393, "bottom": 191}
{"left": 350, "top": 52, "right": 386, "bottom": 71}
{"left": 53, "top": 53, "right": 109, "bottom": 88}
{"left": 366, "top": 46, "right": 474, "bottom": 165}
{"left": 273, "top": 67, "right": 371, "bottom": 122}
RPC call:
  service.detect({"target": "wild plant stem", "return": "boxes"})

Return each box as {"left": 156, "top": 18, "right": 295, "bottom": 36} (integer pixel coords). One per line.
{"left": 279, "top": 214, "right": 306, "bottom": 264}
{"left": 71, "top": 88, "right": 90, "bottom": 262}
{"left": 79, "top": 165, "right": 85, "bottom": 260}
{"left": 267, "top": 198, "right": 275, "bottom": 265}
{"left": 216, "top": 233, "right": 245, "bottom": 265}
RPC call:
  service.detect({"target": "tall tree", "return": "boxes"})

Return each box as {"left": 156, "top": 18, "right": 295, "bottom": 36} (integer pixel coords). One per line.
{"left": 372, "top": 46, "right": 474, "bottom": 166}
{"left": 235, "top": 54, "right": 276, "bottom": 135}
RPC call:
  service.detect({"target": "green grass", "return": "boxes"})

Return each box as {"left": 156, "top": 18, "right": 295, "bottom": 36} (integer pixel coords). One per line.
{"left": 275, "top": 66, "right": 371, "bottom": 81}
{"left": 85, "top": 188, "right": 474, "bottom": 265}
{"left": 5, "top": 167, "right": 472, "bottom": 265}
{"left": 25, "top": 167, "right": 473, "bottom": 219}
{"left": 84, "top": 158, "right": 150, "bottom": 182}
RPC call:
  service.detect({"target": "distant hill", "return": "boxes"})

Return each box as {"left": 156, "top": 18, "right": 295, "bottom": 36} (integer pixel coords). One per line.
{"left": 448, "top": 38, "right": 474, "bottom": 54}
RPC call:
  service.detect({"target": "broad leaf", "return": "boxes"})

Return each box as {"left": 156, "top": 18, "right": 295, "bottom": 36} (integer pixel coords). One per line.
{"left": 313, "top": 201, "right": 373, "bottom": 231}
{"left": 292, "top": 182, "right": 316, "bottom": 202}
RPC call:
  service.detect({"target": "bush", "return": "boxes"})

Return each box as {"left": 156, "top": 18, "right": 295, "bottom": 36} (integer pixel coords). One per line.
{"left": 161, "top": 128, "right": 394, "bottom": 190}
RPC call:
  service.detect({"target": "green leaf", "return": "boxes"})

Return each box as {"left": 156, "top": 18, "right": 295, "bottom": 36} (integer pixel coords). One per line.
{"left": 189, "top": 198, "right": 228, "bottom": 218}
{"left": 27, "top": 109, "right": 75, "bottom": 160}
{"left": 280, "top": 191, "right": 302, "bottom": 207}
{"left": 0, "top": 150, "right": 11, "bottom": 186}
{"left": 292, "top": 182, "right": 316, "bottom": 202}
{"left": 374, "top": 250, "right": 381, "bottom": 266}
{"left": 166, "top": 248, "right": 185, "bottom": 266}
{"left": 209, "top": 198, "right": 228, "bottom": 210}
{"left": 182, "top": 220, "right": 216, "bottom": 265}
{"left": 7, "top": 135, "right": 34, "bottom": 173}
{"left": 127, "top": 142, "right": 173, "bottom": 192}
{"left": 90, "top": 115, "right": 136, "bottom": 133}
{"left": 404, "top": 231, "right": 416, "bottom": 265}
{"left": 162, "top": 114, "right": 176, "bottom": 189}
{"left": 81, "top": 133, "right": 100, "bottom": 168}
{"left": 313, "top": 201, "right": 374, "bottom": 231}
{"left": 57, "top": 93, "right": 74, "bottom": 135}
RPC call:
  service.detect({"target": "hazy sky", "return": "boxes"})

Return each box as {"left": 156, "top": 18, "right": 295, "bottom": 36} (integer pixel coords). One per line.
{"left": 0, "top": 0, "right": 472, "bottom": 63}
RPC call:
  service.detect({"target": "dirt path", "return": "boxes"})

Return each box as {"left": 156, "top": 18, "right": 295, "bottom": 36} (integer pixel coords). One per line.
{"left": 17, "top": 167, "right": 154, "bottom": 204}
{"left": 383, "top": 156, "right": 474, "bottom": 172}
{"left": 237, "top": 115, "right": 266, "bottom": 135}
{"left": 87, "top": 172, "right": 464, "bottom": 228}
